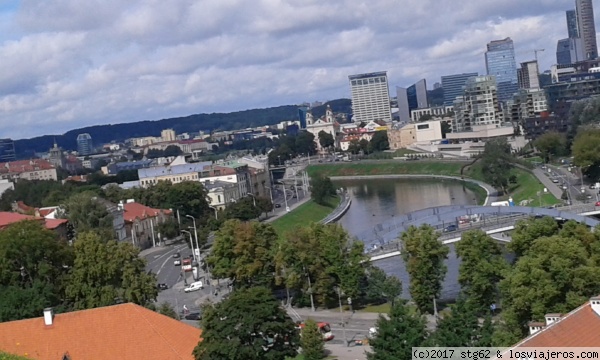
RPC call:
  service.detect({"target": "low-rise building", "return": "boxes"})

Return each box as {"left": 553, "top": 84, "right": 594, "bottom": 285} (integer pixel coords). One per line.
{"left": 0, "top": 212, "right": 69, "bottom": 240}
{"left": 445, "top": 124, "right": 514, "bottom": 141}
{"left": 138, "top": 161, "right": 211, "bottom": 187}
{"left": 0, "top": 303, "right": 201, "bottom": 360}
{"left": 387, "top": 120, "right": 444, "bottom": 150}
{"left": 522, "top": 112, "right": 571, "bottom": 140}
{"left": 0, "top": 159, "right": 57, "bottom": 181}
{"left": 102, "top": 159, "right": 154, "bottom": 175}
{"left": 410, "top": 105, "right": 454, "bottom": 122}
{"left": 305, "top": 105, "right": 339, "bottom": 153}
{"left": 121, "top": 200, "right": 173, "bottom": 249}
{"left": 204, "top": 180, "right": 238, "bottom": 210}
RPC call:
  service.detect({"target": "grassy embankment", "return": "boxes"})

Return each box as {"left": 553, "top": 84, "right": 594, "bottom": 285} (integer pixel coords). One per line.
{"left": 270, "top": 196, "right": 341, "bottom": 238}
{"left": 307, "top": 160, "right": 559, "bottom": 206}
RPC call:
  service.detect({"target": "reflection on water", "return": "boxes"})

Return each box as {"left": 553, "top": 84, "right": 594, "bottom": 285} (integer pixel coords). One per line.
{"left": 334, "top": 178, "right": 479, "bottom": 301}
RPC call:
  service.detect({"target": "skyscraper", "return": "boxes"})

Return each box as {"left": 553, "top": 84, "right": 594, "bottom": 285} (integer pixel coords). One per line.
{"left": 567, "top": 9, "right": 579, "bottom": 38}
{"left": 76, "top": 133, "right": 93, "bottom": 155}
{"left": 518, "top": 60, "right": 540, "bottom": 89}
{"left": 576, "top": 0, "right": 598, "bottom": 59}
{"left": 485, "top": 37, "right": 519, "bottom": 102}
{"left": 556, "top": 37, "right": 585, "bottom": 65}
{"left": 396, "top": 79, "right": 428, "bottom": 123}
{"left": 441, "top": 72, "right": 478, "bottom": 106}
{"left": 0, "top": 139, "right": 16, "bottom": 162}
{"left": 348, "top": 72, "right": 392, "bottom": 123}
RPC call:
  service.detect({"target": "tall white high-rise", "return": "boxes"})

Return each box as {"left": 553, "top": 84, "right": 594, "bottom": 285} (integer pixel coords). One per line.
{"left": 453, "top": 76, "right": 503, "bottom": 133}
{"left": 576, "top": 0, "right": 598, "bottom": 59}
{"left": 348, "top": 72, "right": 392, "bottom": 123}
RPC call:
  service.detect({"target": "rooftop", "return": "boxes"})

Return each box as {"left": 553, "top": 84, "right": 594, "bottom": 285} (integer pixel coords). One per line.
{"left": 0, "top": 303, "right": 201, "bottom": 360}
{"left": 138, "top": 161, "right": 212, "bottom": 179}
{"left": 0, "top": 159, "right": 55, "bottom": 174}
{"left": 123, "top": 202, "right": 172, "bottom": 222}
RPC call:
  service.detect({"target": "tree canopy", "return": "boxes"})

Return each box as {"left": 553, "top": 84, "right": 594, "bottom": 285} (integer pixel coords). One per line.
{"left": 193, "top": 287, "right": 299, "bottom": 360}
{"left": 480, "top": 138, "right": 514, "bottom": 194}
{"left": 534, "top": 132, "right": 567, "bottom": 163}
{"left": 63, "top": 192, "right": 114, "bottom": 240}
{"left": 310, "top": 175, "right": 336, "bottom": 206}
{"left": 401, "top": 224, "right": 449, "bottom": 314}
{"left": 318, "top": 131, "right": 335, "bottom": 150}
{"left": 572, "top": 128, "right": 600, "bottom": 180}
{"left": 369, "top": 131, "right": 390, "bottom": 152}
{"left": 300, "top": 318, "right": 325, "bottom": 360}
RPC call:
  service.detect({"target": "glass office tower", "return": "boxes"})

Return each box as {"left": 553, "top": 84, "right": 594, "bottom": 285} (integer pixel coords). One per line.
{"left": 485, "top": 37, "right": 519, "bottom": 102}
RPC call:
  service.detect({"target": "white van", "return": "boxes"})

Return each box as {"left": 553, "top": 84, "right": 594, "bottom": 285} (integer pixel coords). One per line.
{"left": 184, "top": 281, "right": 204, "bottom": 293}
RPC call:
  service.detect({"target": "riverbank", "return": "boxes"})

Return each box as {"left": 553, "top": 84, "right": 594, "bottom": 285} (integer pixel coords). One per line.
{"left": 270, "top": 195, "right": 341, "bottom": 237}
{"left": 307, "top": 161, "right": 465, "bottom": 178}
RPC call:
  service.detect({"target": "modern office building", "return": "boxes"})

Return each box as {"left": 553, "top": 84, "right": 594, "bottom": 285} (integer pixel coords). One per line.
{"left": 556, "top": 37, "right": 585, "bottom": 65}
{"left": 518, "top": 60, "right": 540, "bottom": 89}
{"left": 396, "top": 79, "right": 428, "bottom": 123}
{"left": 567, "top": 9, "right": 579, "bottom": 38}
{"left": 0, "top": 139, "right": 16, "bottom": 162}
{"left": 485, "top": 37, "right": 519, "bottom": 102}
{"left": 76, "top": 133, "right": 93, "bottom": 155}
{"left": 452, "top": 76, "right": 503, "bottom": 133}
{"left": 576, "top": 0, "right": 598, "bottom": 60}
{"left": 441, "top": 72, "right": 478, "bottom": 106}
{"left": 298, "top": 105, "right": 309, "bottom": 128}
{"left": 348, "top": 71, "right": 392, "bottom": 123}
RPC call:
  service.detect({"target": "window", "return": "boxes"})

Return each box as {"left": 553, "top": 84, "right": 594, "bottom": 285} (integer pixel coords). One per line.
{"left": 417, "top": 124, "right": 430, "bottom": 130}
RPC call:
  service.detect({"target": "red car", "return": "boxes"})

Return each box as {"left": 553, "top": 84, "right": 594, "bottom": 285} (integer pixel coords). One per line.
{"left": 595, "top": 201, "right": 600, "bottom": 206}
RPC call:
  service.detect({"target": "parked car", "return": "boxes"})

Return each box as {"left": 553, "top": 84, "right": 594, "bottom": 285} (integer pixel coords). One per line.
{"left": 174, "top": 259, "right": 181, "bottom": 266}
{"left": 184, "top": 281, "right": 204, "bottom": 293}
{"left": 157, "top": 283, "right": 168, "bottom": 291}
{"left": 552, "top": 179, "right": 559, "bottom": 183}
{"left": 184, "top": 312, "right": 202, "bottom": 321}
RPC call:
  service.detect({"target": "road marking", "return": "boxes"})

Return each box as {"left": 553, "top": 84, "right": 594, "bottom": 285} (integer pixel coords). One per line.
{"left": 155, "top": 245, "right": 186, "bottom": 276}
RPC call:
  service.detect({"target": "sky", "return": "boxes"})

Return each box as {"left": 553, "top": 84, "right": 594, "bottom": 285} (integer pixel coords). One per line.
{"left": 0, "top": 0, "right": 594, "bottom": 139}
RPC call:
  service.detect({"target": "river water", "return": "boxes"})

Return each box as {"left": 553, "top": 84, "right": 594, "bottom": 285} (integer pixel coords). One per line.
{"left": 334, "top": 178, "right": 479, "bottom": 301}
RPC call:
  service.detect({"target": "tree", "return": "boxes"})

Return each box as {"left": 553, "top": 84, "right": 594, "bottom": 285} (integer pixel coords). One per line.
{"left": 572, "top": 128, "right": 600, "bottom": 180}
{"left": 441, "top": 121, "right": 452, "bottom": 139}
{"left": 498, "top": 235, "right": 600, "bottom": 341}
{"left": 296, "top": 131, "right": 317, "bottom": 156}
{"left": 156, "top": 218, "right": 180, "bottom": 240}
{"left": 157, "top": 301, "right": 179, "bottom": 320}
{"left": 310, "top": 175, "right": 336, "bottom": 205}
{"left": 318, "top": 131, "right": 335, "bottom": 150}
{"left": 256, "top": 196, "right": 274, "bottom": 217}
{"left": 164, "top": 145, "right": 183, "bottom": 157}
{"left": 362, "top": 266, "right": 402, "bottom": 306}
{"left": 63, "top": 192, "right": 114, "bottom": 240}
{"left": 347, "top": 139, "right": 360, "bottom": 154}
{"left": 0, "top": 221, "right": 73, "bottom": 321}
{"left": 207, "top": 220, "right": 278, "bottom": 289}
{"left": 65, "top": 232, "right": 158, "bottom": 310}
{"left": 455, "top": 230, "right": 508, "bottom": 313}
{"left": 428, "top": 296, "right": 490, "bottom": 346}
{"left": 276, "top": 223, "right": 367, "bottom": 307}
{"left": 193, "top": 287, "right": 299, "bottom": 360}
{"left": 534, "top": 132, "right": 567, "bottom": 163}
{"left": 480, "top": 138, "right": 514, "bottom": 194}
{"left": 300, "top": 318, "right": 325, "bottom": 360}
{"left": 359, "top": 139, "right": 370, "bottom": 154}
{"left": 367, "top": 299, "right": 427, "bottom": 360}
{"left": 369, "top": 131, "right": 390, "bottom": 152}
{"left": 224, "top": 196, "right": 261, "bottom": 221}
{"left": 507, "top": 216, "right": 559, "bottom": 258}
{"left": 401, "top": 224, "right": 449, "bottom": 314}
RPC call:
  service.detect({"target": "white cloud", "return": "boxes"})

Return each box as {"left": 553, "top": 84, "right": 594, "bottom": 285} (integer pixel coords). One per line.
{"left": 0, "top": 0, "right": 594, "bottom": 138}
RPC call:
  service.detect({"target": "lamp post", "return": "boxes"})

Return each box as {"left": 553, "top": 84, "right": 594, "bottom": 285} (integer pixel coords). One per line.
{"left": 265, "top": 186, "right": 274, "bottom": 204}
{"left": 334, "top": 286, "right": 348, "bottom": 347}
{"left": 185, "top": 215, "right": 200, "bottom": 260}
{"left": 282, "top": 183, "right": 290, "bottom": 212}
{"left": 303, "top": 265, "right": 316, "bottom": 312}
{"left": 247, "top": 193, "right": 256, "bottom": 207}
{"left": 208, "top": 205, "right": 218, "bottom": 220}
{"left": 181, "top": 229, "right": 196, "bottom": 262}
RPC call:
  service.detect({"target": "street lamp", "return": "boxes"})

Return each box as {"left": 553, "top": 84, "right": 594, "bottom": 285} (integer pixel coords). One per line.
{"left": 181, "top": 229, "right": 196, "bottom": 262}
{"left": 303, "top": 265, "right": 316, "bottom": 312}
{"left": 281, "top": 182, "right": 290, "bottom": 212}
{"left": 265, "top": 186, "right": 274, "bottom": 204}
{"left": 185, "top": 215, "right": 200, "bottom": 260}
{"left": 208, "top": 205, "right": 218, "bottom": 220}
{"left": 334, "top": 286, "right": 348, "bottom": 347}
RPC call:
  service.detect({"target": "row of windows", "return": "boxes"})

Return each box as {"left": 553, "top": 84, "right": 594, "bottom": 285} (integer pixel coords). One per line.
{"left": 351, "top": 77, "right": 387, "bottom": 86}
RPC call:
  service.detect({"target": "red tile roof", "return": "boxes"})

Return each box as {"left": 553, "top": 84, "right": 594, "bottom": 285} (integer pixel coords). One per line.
{"left": 14, "top": 201, "right": 34, "bottom": 213}
{"left": 0, "top": 212, "right": 66, "bottom": 230}
{"left": 514, "top": 299, "right": 600, "bottom": 347}
{"left": 0, "top": 303, "right": 201, "bottom": 360}
{"left": 123, "top": 202, "right": 172, "bottom": 222}
{"left": 0, "top": 159, "right": 54, "bottom": 174}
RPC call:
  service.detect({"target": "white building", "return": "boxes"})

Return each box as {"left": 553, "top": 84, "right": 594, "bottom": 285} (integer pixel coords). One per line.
{"left": 410, "top": 106, "right": 454, "bottom": 122}
{"left": 348, "top": 71, "right": 393, "bottom": 123}
{"left": 453, "top": 75, "right": 503, "bottom": 133}
{"left": 305, "top": 105, "right": 339, "bottom": 153}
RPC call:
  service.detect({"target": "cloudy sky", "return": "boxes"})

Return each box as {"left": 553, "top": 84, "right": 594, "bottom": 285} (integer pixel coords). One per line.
{"left": 0, "top": 0, "right": 593, "bottom": 139}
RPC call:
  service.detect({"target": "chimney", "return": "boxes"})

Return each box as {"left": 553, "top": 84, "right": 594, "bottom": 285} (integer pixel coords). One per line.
{"left": 43, "top": 307, "right": 54, "bottom": 326}
{"left": 528, "top": 321, "right": 545, "bottom": 335}
{"left": 544, "top": 313, "right": 561, "bottom": 326}
{"left": 591, "top": 296, "right": 600, "bottom": 316}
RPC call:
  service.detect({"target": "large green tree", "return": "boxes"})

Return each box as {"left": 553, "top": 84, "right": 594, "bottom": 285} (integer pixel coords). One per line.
{"left": 224, "top": 196, "right": 261, "bottom": 221}
{"left": 367, "top": 299, "right": 427, "bottom": 360}
{"left": 310, "top": 175, "right": 336, "bottom": 205}
{"left": 507, "top": 216, "right": 559, "bottom": 258}
{"left": 456, "top": 230, "right": 508, "bottom": 313}
{"left": 361, "top": 266, "right": 402, "bottom": 306}
{"left": 65, "top": 232, "right": 158, "bottom": 310}
{"left": 318, "top": 131, "right": 335, "bottom": 150}
{"left": 369, "top": 131, "right": 390, "bottom": 152}
{"left": 428, "top": 296, "right": 493, "bottom": 347}
{"left": 193, "top": 287, "right": 299, "bottom": 360}
{"left": 401, "top": 224, "right": 449, "bottom": 314}
{"left": 534, "top": 132, "right": 567, "bottom": 163}
{"left": 572, "top": 128, "right": 600, "bottom": 180}
{"left": 0, "top": 221, "right": 73, "bottom": 321}
{"left": 480, "top": 138, "right": 514, "bottom": 194}
{"left": 63, "top": 192, "right": 114, "bottom": 240}
{"left": 276, "top": 223, "right": 366, "bottom": 307}
{"left": 300, "top": 318, "right": 325, "bottom": 360}
{"left": 207, "top": 220, "right": 278, "bottom": 289}
{"left": 496, "top": 234, "right": 600, "bottom": 343}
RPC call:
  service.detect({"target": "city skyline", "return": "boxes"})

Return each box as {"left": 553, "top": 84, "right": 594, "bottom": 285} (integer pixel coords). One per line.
{"left": 0, "top": 0, "right": 597, "bottom": 139}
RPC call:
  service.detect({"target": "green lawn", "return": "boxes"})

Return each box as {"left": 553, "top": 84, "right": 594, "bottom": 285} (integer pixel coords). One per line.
{"left": 307, "top": 161, "right": 466, "bottom": 178}
{"left": 359, "top": 302, "right": 391, "bottom": 313}
{"left": 270, "top": 196, "right": 341, "bottom": 237}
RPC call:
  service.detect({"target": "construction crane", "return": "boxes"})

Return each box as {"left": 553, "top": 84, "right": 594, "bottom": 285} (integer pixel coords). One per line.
{"left": 534, "top": 49, "right": 545, "bottom": 63}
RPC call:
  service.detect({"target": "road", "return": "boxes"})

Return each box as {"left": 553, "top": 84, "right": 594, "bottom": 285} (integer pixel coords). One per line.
{"left": 542, "top": 164, "right": 597, "bottom": 204}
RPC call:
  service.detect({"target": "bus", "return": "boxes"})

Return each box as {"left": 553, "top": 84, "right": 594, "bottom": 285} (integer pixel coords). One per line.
{"left": 182, "top": 258, "right": 192, "bottom": 272}
{"left": 297, "top": 322, "right": 334, "bottom": 341}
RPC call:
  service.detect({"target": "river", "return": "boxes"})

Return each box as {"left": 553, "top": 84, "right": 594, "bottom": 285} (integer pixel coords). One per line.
{"left": 334, "top": 177, "right": 479, "bottom": 301}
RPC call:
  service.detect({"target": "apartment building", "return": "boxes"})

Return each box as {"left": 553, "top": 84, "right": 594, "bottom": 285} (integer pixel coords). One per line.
{"left": 0, "top": 159, "right": 57, "bottom": 181}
